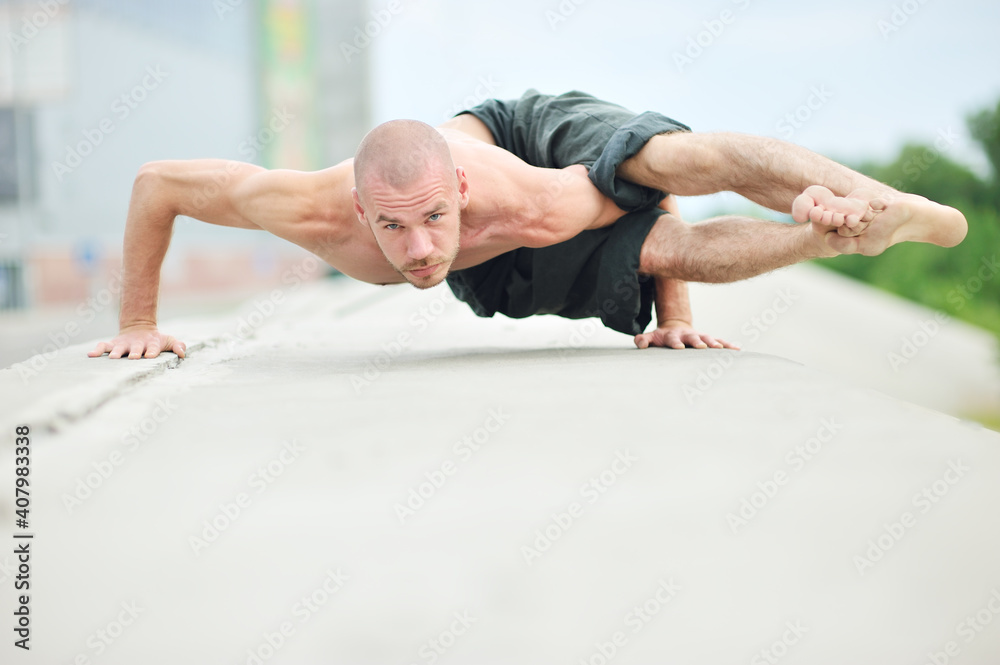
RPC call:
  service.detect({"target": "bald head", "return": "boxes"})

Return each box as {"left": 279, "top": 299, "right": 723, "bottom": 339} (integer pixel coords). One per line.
{"left": 353, "top": 120, "right": 456, "bottom": 201}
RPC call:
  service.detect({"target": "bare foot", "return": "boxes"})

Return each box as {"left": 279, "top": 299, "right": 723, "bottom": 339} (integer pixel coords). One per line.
{"left": 824, "top": 191, "right": 968, "bottom": 256}
{"left": 792, "top": 185, "right": 874, "bottom": 236}
{"left": 793, "top": 185, "right": 968, "bottom": 256}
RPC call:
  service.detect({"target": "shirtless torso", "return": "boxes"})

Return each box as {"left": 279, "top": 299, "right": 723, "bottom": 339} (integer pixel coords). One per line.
{"left": 187, "top": 114, "right": 627, "bottom": 286}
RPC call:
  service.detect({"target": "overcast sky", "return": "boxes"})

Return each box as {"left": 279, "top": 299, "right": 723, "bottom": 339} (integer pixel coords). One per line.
{"left": 368, "top": 0, "right": 1000, "bottom": 217}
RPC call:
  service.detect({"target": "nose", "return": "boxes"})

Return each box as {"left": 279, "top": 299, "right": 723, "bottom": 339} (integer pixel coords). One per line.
{"left": 406, "top": 227, "right": 434, "bottom": 262}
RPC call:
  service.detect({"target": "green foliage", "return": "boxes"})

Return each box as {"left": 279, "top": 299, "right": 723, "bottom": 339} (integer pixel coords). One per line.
{"left": 820, "top": 99, "right": 1000, "bottom": 339}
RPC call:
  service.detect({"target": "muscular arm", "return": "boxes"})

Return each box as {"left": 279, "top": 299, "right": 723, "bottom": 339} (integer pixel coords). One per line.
{"left": 635, "top": 195, "right": 737, "bottom": 350}
{"left": 90, "top": 159, "right": 328, "bottom": 359}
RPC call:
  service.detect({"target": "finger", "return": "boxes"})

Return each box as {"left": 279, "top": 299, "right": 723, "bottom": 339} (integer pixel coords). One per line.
{"left": 88, "top": 342, "right": 110, "bottom": 358}
{"left": 127, "top": 342, "right": 144, "bottom": 360}
{"left": 164, "top": 337, "right": 186, "bottom": 358}
{"left": 844, "top": 213, "right": 861, "bottom": 228}
{"left": 718, "top": 338, "right": 741, "bottom": 350}
{"left": 109, "top": 343, "right": 129, "bottom": 359}
{"left": 808, "top": 206, "right": 825, "bottom": 224}
{"left": 680, "top": 333, "right": 707, "bottom": 349}
{"left": 701, "top": 335, "right": 724, "bottom": 349}
{"left": 665, "top": 331, "right": 686, "bottom": 350}
{"left": 634, "top": 333, "right": 650, "bottom": 350}
{"left": 145, "top": 341, "right": 162, "bottom": 359}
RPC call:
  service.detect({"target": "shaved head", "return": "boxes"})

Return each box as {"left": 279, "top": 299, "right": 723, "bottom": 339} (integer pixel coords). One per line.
{"left": 350, "top": 119, "right": 469, "bottom": 290}
{"left": 353, "top": 119, "right": 456, "bottom": 201}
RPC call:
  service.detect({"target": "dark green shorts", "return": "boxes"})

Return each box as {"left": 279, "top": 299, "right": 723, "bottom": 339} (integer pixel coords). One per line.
{"left": 446, "top": 90, "right": 691, "bottom": 336}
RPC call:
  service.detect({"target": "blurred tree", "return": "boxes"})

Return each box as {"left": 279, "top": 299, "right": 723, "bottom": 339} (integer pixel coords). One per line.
{"left": 821, "top": 97, "right": 1000, "bottom": 338}
{"left": 968, "top": 98, "right": 1000, "bottom": 200}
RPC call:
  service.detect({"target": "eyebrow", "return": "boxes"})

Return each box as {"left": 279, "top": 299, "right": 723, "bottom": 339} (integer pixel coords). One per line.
{"left": 376, "top": 202, "right": 448, "bottom": 224}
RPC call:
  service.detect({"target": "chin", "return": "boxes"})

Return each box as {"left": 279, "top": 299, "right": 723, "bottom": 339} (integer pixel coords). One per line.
{"left": 407, "top": 273, "right": 447, "bottom": 290}
{"left": 405, "top": 262, "right": 451, "bottom": 289}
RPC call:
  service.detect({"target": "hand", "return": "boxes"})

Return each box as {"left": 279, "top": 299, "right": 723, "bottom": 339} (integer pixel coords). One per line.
{"left": 633, "top": 319, "right": 739, "bottom": 350}
{"left": 792, "top": 185, "right": 879, "bottom": 236}
{"left": 88, "top": 326, "right": 186, "bottom": 359}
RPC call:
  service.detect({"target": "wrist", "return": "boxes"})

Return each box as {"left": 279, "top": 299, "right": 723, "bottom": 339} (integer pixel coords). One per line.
{"left": 658, "top": 318, "right": 693, "bottom": 328}
{"left": 119, "top": 320, "right": 157, "bottom": 333}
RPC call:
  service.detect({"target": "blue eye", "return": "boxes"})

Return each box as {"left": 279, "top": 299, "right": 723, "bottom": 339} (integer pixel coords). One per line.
{"left": 429, "top": 213, "right": 442, "bottom": 222}
{"left": 385, "top": 223, "right": 400, "bottom": 230}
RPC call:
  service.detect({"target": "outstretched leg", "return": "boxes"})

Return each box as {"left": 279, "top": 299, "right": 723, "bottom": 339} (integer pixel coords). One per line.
{"left": 619, "top": 131, "right": 967, "bottom": 250}
{"left": 638, "top": 213, "right": 838, "bottom": 283}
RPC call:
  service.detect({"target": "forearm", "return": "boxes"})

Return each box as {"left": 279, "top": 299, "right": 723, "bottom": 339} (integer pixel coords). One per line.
{"left": 118, "top": 166, "right": 176, "bottom": 330}
{"left": 116, "top": 160, "right": 268, "bottom": 330}
{"left": 653, "top": 276, "right": 693, "bottom": 327}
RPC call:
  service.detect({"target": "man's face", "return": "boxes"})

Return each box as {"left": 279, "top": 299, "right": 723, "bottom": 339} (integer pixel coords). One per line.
{"left": 354, "top": 165, "right": 469, "bottom": 289}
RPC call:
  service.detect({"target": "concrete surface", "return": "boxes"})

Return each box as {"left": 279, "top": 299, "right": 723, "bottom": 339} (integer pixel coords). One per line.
{"left": 2, "top": 269, "right": 999, "bottom": 665}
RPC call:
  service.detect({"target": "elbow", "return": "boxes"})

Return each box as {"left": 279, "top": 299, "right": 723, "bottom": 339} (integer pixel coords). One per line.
{"left": 134, "top": 161, "right": 169, "bottom": 191}
{"left": 131, "top": 161, "right": 178, "bottom": 220}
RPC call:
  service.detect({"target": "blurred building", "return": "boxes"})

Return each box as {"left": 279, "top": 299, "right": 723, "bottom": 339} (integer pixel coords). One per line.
{"left": 0, "top": 0, "right": 371, "bottom": 310}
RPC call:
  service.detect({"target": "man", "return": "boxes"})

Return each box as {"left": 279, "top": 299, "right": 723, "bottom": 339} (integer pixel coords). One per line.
{"left": 88, "top": 90, "right": 967, "bottom": 360}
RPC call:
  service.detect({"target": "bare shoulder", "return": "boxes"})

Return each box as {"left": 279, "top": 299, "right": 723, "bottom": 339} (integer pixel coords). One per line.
{"left": 437, "top": 114, "right": 497, "bottom": 145}
{"left": 443, "top": 134, "right": 621, "bottom": 248}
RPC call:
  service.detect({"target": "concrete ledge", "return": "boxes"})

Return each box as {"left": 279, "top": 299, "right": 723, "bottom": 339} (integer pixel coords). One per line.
{"left": 2, "top": 276, "right": 999, "bottom": 664}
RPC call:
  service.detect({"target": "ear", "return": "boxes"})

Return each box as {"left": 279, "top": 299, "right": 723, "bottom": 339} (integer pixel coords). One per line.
{"left": 455, "top": 167, "right": 470, "bottom": 209}
{"left": 351, "top": 187, "right": 368, "bottom": 225}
